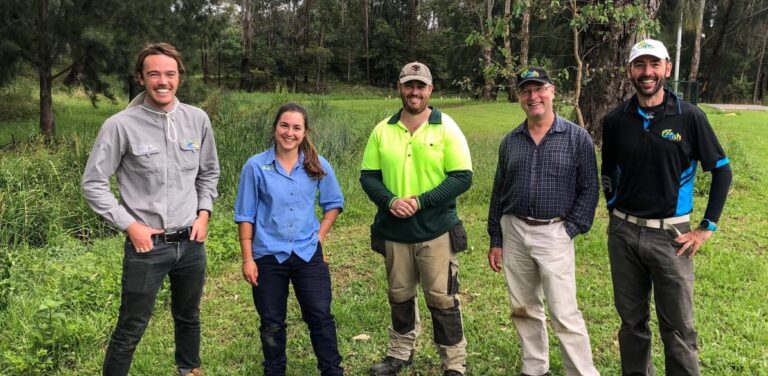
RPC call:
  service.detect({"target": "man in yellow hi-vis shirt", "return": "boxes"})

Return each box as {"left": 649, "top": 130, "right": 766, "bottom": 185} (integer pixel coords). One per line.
{"left": 360, "top": 61, "right": 472, "bottom": 376}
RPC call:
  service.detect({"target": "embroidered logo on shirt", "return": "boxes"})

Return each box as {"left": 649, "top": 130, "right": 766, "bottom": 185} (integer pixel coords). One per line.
{"left": 261, "top": 164, "right": 273, "bottom": 171}
{"left": 661, "top": 129, "right": 682, "bottom": 142}
{"left": 181, "top": 139, "right": 200, "bottom": 151}
{"left": 133, "top": 144, "right": 159, "bottom": 155}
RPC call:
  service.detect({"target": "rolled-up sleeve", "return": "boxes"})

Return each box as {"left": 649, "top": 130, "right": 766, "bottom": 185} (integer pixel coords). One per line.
{"left": 318, "top": 157, "right": 344, "bottom": 213}
{"left": 234, "top": 160, "right": 259, "bottom": 223}
{"left": 81, "top": 120, "right": 135, "bottom": 230}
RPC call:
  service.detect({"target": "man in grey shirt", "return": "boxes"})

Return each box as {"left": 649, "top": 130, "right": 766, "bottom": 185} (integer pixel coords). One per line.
{"left": 82, "top": 43, "right": 220, "bottom": 376}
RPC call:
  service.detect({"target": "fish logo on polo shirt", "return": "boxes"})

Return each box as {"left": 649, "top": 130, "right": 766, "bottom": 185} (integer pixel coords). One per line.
{"left": 661, "top": 129, "right": 682, "bottom": 142}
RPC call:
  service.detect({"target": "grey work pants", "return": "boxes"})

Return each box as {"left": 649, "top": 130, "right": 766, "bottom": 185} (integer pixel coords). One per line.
{"left": 608, "top": 215, "right": 700, "bottom": 376}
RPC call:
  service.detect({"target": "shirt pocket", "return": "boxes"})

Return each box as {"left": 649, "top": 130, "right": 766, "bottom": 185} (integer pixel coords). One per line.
{"left": 413, "top": 138, "right": 444, "bottom": 161}
{"left": 178, "top": 139, "right": 201, "bottom": 173}
{"left": 128, "top": 145, "right": 161, "bottom": 175}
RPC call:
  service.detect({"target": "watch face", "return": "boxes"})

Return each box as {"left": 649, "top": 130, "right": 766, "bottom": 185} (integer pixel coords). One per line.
{"left": 700, "top": 220, "right": 709, "bottom": 229}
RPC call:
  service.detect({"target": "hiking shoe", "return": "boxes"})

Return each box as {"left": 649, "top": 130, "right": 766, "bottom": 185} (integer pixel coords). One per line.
{"left": 183, "top": 369, "right": 203, "bottom": 376}
{"left": 370, "top": 355, "right": 412, "bottom": 375}
{"left": 444, "top": 370, "right": 464, "bottom": 376}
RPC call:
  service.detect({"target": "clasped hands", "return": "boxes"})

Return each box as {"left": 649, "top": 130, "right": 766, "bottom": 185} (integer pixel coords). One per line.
{"left": 389, "top": 196, "right": 419, "bottom": 218}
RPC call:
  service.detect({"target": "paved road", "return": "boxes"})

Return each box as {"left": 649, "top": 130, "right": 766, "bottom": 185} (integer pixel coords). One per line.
{"left": 703, "top": 103, "right": 768, "bottom": 111}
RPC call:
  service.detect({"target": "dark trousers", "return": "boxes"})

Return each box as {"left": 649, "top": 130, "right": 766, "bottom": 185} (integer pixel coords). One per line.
{"left": 103, "top": 239, "right": 206, "bottom": 376}
{"left": 251, "top": 244, "right": 344, "bottom": 376}
{"left": 608, "top": 216, "right": 700, "bottom": 376}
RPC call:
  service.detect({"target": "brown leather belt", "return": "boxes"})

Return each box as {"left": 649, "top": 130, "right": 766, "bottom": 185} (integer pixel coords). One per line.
{"left": 515, "top": 215, "right": 562, "bottom": 226}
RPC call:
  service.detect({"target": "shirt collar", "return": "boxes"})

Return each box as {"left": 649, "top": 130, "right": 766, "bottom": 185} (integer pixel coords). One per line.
{"left": 265, "top": 146, "right": 306, "bottom": 166}
{"left": 512, "top": 114, "right": 565, "bottom": 135}
{"left": 387, "top": 106, "right": 443, "bottom": 125}
{"left": 622, "top": 88, "right": 682, "bottom": 117}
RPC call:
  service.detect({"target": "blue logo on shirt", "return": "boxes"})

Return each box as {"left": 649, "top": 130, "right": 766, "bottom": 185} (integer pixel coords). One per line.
{"left": 181, "top": 139, "right": 200, "bottom": 151}
{"left": 661, "top": 129, "right": 682, "bottom": 142}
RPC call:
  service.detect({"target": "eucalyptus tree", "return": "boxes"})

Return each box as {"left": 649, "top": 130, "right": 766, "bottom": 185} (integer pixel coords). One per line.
{"left": 572, "top": 0, "right": 661, "bottom": 142}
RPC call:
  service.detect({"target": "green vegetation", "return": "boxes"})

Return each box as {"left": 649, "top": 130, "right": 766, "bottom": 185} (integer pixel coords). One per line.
{"left": 0, "top": 94, "right": 766, "bottom": 375}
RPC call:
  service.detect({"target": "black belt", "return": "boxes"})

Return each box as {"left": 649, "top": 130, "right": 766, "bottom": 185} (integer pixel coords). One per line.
{"left": 515, "top": 215, "right": 562, "bottom": 227}
{"left": 151, "top": 227, "right": 192, "bottom": 244}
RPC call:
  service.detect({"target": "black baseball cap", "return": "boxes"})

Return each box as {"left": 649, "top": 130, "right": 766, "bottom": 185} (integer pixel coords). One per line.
{"left": 516, "top": 67, "right": 553, "bottom": 88}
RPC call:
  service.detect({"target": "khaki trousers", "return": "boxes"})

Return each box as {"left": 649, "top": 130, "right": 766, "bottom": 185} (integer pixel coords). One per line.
{"left": 501, "top": 215, "right": 599, "bottom": 376}
{"left": 384, "top": 232, "right": 467, "bottom": 374}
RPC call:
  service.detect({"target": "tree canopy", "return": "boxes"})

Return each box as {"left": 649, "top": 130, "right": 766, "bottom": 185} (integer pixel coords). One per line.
{"left": 2, "top": 0, "right": 767, "bottom": 141}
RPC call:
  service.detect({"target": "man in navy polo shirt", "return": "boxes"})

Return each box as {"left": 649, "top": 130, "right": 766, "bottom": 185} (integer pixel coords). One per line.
{"left": 601, "top": 39, "right": 732, "bottom": 375}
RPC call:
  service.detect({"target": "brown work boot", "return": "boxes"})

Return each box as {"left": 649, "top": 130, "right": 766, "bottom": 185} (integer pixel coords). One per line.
{"left": 183, "top": 368, "right": 203, "bottom": 376}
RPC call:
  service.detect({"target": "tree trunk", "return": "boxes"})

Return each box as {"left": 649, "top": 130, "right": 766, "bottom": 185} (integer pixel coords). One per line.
{"left": 342, "top": 0, "right": 351, "bottom": 82}
{"left": 571, "top": 0, "right": 585, "bottom": 128}
{"left": 240, "top": 0, "right": 254, "bottom": 90}
{"left": 701, "top": 0, "right": 735, "bottom": 101}
{"left": 481, "top": 0, "right": 494, "bottom": 101}
{"left": 364, "top": 0, "right": 370, "bottom": 84}
{"left": 37, "top": 0, "right": 55, "bottom": 142}
{"left": 201, "top": 40, "right": 209, "bottom": 84}
{"left": 519, "top": 0, "right": 530, "bottom": 69}
{"left": 688, "top": 0, "right": 705, "bottom": 82}
{"left": 754, "top": 29, "right": 768, "bottom": 103}
{"left": 578, "top": 0, "right": 662, "bottom": 144}
{"left": 407, "top": 0, "right": 418, "bottom": 59}
{"left": 503, "top": 0, "right": 518, "bottom": 102}
{"left": 64, "top": 54, "right": 84, "bottom": 87}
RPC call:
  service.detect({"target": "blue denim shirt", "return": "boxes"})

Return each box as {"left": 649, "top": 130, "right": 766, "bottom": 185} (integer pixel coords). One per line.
{"left": 234, "top": 147, "right": 344, "bottom": 263}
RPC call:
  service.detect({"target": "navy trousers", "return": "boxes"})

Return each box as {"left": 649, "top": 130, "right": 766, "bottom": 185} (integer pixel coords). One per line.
{"left": 251, "top": 244, "right": 344, "bottom": 376}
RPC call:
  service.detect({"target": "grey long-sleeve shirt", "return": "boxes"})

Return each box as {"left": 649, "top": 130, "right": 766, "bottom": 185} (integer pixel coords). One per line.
{"left": 82, "top": 94, "right": 220, "bottom": 232}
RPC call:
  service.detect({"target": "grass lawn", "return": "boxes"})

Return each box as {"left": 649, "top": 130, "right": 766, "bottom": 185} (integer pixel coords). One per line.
{"left": 0, "top": 93, "right": 766, "bottom": 375}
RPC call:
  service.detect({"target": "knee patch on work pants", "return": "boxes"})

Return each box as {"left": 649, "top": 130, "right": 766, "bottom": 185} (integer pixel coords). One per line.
{"left": 423, "top": 259, "right": 460, "bottom": 309}
{"left": 391, "top": 298, "right": 417, "bottom": 334}
{"left": 429, "top": 305, "right": 463, "bottom": 346}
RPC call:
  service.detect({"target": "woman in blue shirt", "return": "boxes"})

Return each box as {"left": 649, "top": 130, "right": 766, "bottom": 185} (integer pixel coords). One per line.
{"left": 234, "top": 103, "right": 345, "bottom": 376}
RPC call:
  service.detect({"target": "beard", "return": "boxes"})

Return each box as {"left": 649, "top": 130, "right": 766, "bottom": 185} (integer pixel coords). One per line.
{"left": 631, "top": 74, "right": 666, "bottom": 98}
{"left": 400, "top": 93, "right": 429, "bottom": 115}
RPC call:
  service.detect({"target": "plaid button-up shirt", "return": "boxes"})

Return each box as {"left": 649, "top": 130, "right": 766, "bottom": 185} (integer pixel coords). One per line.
{"left": 487, "top": 115, "right": 599, "bottom": 247}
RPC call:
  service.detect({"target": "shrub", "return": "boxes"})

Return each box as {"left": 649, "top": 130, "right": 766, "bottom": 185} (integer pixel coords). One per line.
{"left": 0, "top": 137, "right": 116, "bottom": 248}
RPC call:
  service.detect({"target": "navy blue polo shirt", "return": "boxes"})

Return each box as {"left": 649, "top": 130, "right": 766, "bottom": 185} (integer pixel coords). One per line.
{"left": 601, "top": 89, "right": 729, "bottom": 219}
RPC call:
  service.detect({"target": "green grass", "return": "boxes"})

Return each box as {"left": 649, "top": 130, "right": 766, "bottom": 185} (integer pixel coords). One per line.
{"left": 0, "top": 93, "right": 766, "bottom": 375}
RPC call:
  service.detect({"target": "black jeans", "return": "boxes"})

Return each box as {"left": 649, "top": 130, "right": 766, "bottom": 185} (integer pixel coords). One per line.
{"left": 103, "top": 239, "right": 206, "bottom": 376}
{"left": 608, "top": 216, "right": 699, "bottom": 376}
{"left": 251, "top": 244, "right": 344, "bottom": 376}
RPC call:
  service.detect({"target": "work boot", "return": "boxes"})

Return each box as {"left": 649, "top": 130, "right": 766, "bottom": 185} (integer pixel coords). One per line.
{"left": 182, "top": 368, "right": 203, "bottom": 376}
{"left": 370, "top": 354, "right": 412, "bottom": 375}
{"left": 444, "top": 370, "right": 463, "bottom": 376}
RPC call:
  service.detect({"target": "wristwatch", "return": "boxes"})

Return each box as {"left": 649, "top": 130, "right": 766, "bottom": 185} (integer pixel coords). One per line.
{"left": 699, "top": 219, "right": 718, "bottom": 232}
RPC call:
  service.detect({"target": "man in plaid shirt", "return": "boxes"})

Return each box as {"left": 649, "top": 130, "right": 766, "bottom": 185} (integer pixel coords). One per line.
{"left": 487, "top": 67, "right": 600, "bottom": 376}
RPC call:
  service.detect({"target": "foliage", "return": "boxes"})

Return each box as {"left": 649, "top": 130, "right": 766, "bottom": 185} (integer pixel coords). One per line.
{"left": 0, "top": 136, "right": 117, "bottom": 248}
{"left": 720, "top": 75, "right": 754, "bottom": 104}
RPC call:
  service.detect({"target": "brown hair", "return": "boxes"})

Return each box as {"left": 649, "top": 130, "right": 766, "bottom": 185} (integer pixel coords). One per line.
{"left": 270, "top": 103, "right": 327, "bottom": 180}
{"left": 134, "top": 43, "right": 185, "bottom": 83}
